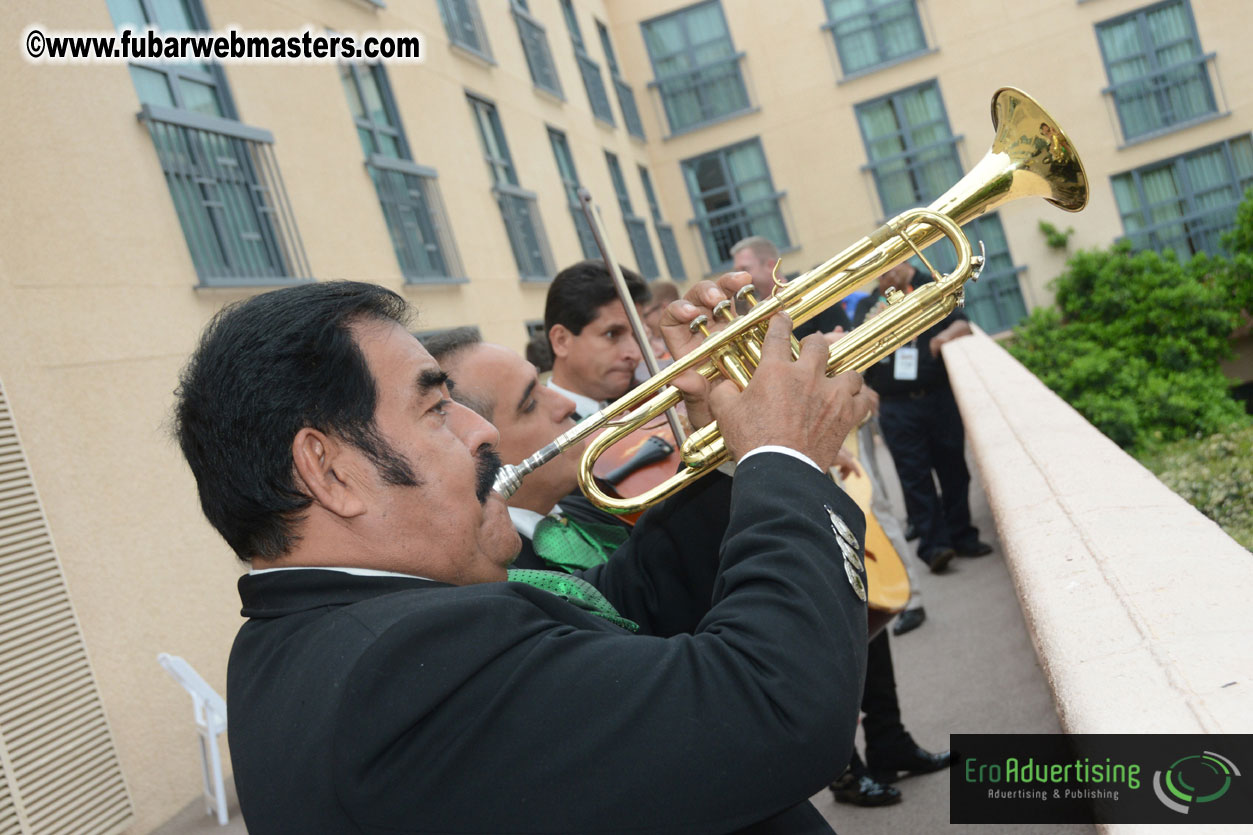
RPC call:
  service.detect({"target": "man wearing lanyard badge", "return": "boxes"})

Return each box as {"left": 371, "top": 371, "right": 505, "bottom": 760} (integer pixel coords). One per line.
{"left": 852, "top": 262, "right": 992, "bottom": 573}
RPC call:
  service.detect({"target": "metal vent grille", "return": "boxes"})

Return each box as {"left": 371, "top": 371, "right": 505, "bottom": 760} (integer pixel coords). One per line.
{"left": 0, "top": 380, "right": 133, "bottom": 835}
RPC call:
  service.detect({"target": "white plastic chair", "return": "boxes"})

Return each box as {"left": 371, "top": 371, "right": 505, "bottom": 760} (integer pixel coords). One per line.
{"left": 158, "top": 653, "right": 229, "bottom": 826}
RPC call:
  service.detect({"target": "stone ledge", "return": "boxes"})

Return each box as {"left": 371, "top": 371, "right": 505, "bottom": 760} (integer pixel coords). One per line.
{"left": 942, "top": 328, "right": 1252, "bottom": 748}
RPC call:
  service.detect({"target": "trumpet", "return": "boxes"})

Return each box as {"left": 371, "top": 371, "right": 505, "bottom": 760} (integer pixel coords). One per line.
{"left": 493, "top": 87, "right": 1088, "bottom": 515}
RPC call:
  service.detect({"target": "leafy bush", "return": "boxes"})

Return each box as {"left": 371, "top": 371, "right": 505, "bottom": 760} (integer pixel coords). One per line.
{"left": 1038, "top": 220, "right": 1074, "bottom": 250}
{"left": 1140, "top": 425, "right": 1253, "bottom": 550}
{"left": 1008, "top": 191, "right": 1253, "bottom": 454}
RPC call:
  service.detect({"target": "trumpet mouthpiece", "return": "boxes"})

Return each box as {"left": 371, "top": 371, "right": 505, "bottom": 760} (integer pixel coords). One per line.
{"left": 492, "top": 465, "right": 524, "bottom": 501}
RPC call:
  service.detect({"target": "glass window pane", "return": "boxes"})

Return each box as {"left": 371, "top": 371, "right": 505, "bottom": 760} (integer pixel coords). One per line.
{"left": 377, "top": 133, "right": 402, "bottom": 159}
{"left": 1099, "top": 2, "right": 1214, "bottom": 139}
{"left": 129, "top": 65, "right": 175, "bottom": 107}
{"left": 180, "top": 77, "right": 224, "bottom": 116}
{"left": 152, "top": 0, "right": 196, "bottom": 31}
{"left": 341, "top": 67, "right": 366, "bottom": 120}
{"left": 1232, "top": 137, "right": 1253, "bottom": 178}
{"left": 361, "top": 68, "right": 393, "bottom": 127}
{"left": 107, "top": 0, "right": 148, "bottom": 28}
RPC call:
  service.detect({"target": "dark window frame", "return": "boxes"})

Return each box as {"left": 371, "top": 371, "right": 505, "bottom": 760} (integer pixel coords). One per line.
{"left": 640, "top": 165, "right": 686, "bottom": 279}
{"left": 596, "top": 18, "right": 646, "bottom": 138}
{"left": 437, "top": 0, "right": 495, "bottom": 62}
{"left": 468, "top": 94, "right": 554, "bottom": 281}
{"left": 560, "top": 0, "right": 615, "bottom": 125}
{"left": 1095, "top": 0, "right": 1217, "bottom": 143}
{"left": 822, "top": 0, "right": 929, "bottom": 78}
{"left": 511, "top": 0, "right": 563, "bottom": 98}
{"left": 681, "top": 137, "right": 790, "bottom": 273}
{"left": 547, "top": 127, "right": 599, "bottom": 260}
{"left": 341, "top": 62, "right": 463, "bottom": 283}
{"left": 113, "top": 0, "right": 309, "bottom": 287}
{"left": 606, "top": 151, "right": 659, "bottom": 278}
{"left": 854, "top": 79, "right": 963, "bottom": 218}
{"left": 1111, "top": 133, "right": 1253, "bottom": 257}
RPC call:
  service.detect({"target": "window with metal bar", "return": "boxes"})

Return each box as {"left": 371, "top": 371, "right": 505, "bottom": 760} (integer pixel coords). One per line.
{"left": 511, "top": 1, "right": 562, "bottom": 97}
{"left": 822, "top": 0, "right": 927, "bottom": 77}
{"left": 642, "top": 1, "right": 750, "bottom": 136}
{"left": 1112, "top": 134, "right": 1253, "bottom": 257}
{"left": 640, "top": 165, "right": 686, "bottom": 279}
{"left": 559, "top": 0, "right": 615, "bottom": 124}
{"left": 1096, "top": 0, "right": 1215, "bottom": 142}
{"left": 682, "top": 138, "right": 788, "bottom": 272}
{"left": 108, "top": 0, "right": 308, "bottom": 286}
{"left": 437, "top": 0, "right": 493, "bottom": 60}
{"left": 597, "top": 19, "right": 645, "bottom": 139}
{"left": 548, "top": 128, "right": 599, "bottom": 259}
{"left": 855, "top": 80, "right": 962, "bottom": 217}
{"left": 340, "top": 63, "right": 462, "bottom": 282}
{"left": 606, "top": 152, "right": 659, "bottom": 278}
{"left": 468, "top": 96, "right": 554, "bottom": 280}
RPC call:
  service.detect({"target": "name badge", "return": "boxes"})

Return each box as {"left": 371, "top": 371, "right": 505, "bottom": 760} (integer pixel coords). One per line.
{"left": 894, "top": 346, "right": 919, "bottom": 381}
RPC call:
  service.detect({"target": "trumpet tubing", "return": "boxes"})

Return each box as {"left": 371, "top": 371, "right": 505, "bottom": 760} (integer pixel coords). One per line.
{"left": 493, "top": 87, "right": 1088, "bottom": 515}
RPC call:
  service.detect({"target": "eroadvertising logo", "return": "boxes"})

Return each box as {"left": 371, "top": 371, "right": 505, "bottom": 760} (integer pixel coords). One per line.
{"left": 1152, "top": 751, "right": 1240, "bottom": 814}
{"left": 951, "top": 734, "right": 1253, "bottom": 825}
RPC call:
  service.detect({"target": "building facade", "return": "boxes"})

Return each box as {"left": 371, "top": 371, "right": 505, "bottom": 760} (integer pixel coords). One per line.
{"left": 0, "top": 0, "right": 1250, "bottom": 830}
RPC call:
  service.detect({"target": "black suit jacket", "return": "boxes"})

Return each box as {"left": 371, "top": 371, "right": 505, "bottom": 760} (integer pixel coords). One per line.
{"left": 228, "top": 453, "right": 868, "bottom": 834}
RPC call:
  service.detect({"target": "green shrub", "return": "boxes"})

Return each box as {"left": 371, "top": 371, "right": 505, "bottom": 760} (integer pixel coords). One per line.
{"left": 1141, "top": 425, "right": 1253, "bottom": 551}
{"left": 1038, "top": 220, "right": 1074, "bottom": 250}
{"left": 1008, "top": 243, "right": 1249, "bottom": 452}
{"left": 1009, "top": 191, "right": 1253, "bottom": 548}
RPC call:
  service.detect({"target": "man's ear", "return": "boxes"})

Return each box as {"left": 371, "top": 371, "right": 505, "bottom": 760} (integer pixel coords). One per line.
{"left": 291, "top": 428, "right": 367, "bottom": 519}
{"left": 548, "top": 324, "right": 572, "bottom": 359}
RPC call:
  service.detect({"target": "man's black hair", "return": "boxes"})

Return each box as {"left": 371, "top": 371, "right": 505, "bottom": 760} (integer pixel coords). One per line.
{"left": 174, "top": 281, "right": 416, "bottom": 561}
{"left": 419, "top": 326, "right": 482, "bottom": 365}
{"left": 525, "top": 333, "right": 553, "bottom": 373}
{"left": 543, "top": 260, "right": 650, "bottom": 344}
{"left": 417, "top": 327, "right": 494, "bottom": 419}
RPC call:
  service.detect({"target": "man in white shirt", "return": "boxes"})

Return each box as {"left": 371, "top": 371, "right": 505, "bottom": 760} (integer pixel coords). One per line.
{"left": 543, "top": 260, "right": 651, "bottom": 418}
{"left": 421, "top": 328, "right": 607, "bottom": 571}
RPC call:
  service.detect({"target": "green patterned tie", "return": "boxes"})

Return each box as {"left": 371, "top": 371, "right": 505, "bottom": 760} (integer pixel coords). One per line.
{"left": 530, "top": 514, "right": 628, "bottom": 573}
{"left": 506, "top": 569, "right": 639, "bottom": 633}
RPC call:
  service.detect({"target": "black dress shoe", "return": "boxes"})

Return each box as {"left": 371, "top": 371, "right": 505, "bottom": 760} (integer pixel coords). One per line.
{"left": 829, "top": 768, "right": 902, "bottom": 807}
{"left": 892, "top": 606, "right": 926, "bottom": 636}
{"left": 925, "top": 547, "right": 955, "bottom": 574}
{"left": 956, "top": 541, "right": 993, "bottom": 557}
{"left": 904, "top": 521, "right": 920, "bottom": 541}
{"left": 868, "top": 746, "right": 952, "bottom": 784}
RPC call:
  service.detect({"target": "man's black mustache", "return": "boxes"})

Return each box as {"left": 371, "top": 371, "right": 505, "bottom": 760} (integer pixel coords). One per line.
{"left": 475, "top": 448, "right": 502, "bottom": 505}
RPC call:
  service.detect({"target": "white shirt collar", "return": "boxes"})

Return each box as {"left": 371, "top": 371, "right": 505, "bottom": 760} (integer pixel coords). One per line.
{"left": 507, "top": 503, "right": 565, "bottom": 540}
{"left": 248, "top": 565, "right": 434, "bottom": 581}
{"left": 546, "top": 379, "right": 604, "bottom": 420}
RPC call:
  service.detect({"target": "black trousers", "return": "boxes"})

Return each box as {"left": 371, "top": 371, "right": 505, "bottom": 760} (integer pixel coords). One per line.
{"left": 877, "top": 385, "right": 978, "bottom": 564}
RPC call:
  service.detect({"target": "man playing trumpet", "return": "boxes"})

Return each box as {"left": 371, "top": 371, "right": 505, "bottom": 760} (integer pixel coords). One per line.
{"left": 175, "top": 274, "right": 872, "bottom": 834}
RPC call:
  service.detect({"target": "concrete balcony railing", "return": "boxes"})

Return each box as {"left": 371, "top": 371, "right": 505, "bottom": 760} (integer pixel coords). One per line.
{"left": 942, "top": 328, "right": 1253, "bottom": 749}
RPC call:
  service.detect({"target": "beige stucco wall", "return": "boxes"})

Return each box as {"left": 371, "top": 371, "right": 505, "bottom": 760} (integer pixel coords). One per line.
{"left": 1, "top": 0, "right": 1251, "bottom": 830}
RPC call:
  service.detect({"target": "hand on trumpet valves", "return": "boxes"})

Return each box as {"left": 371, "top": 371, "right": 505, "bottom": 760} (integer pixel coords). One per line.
{"left": 656, "top": 271, "right": 757, "bottom": 431}
{"left": 707, "top": 314, "right": 872, "bottom": 473}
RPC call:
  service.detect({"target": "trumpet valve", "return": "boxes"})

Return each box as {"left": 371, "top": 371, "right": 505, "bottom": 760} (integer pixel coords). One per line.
{"left": 713, "top": 299, "right": 736, "bottom": 323}
{"left": 969, "top": 241, "right": 987, "bottom": 280}
{"left": 689, "top": 314, "right": 711, "bottom": 338}
{"left": 735, "top": 285, "right": 758, "bottom": 308}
